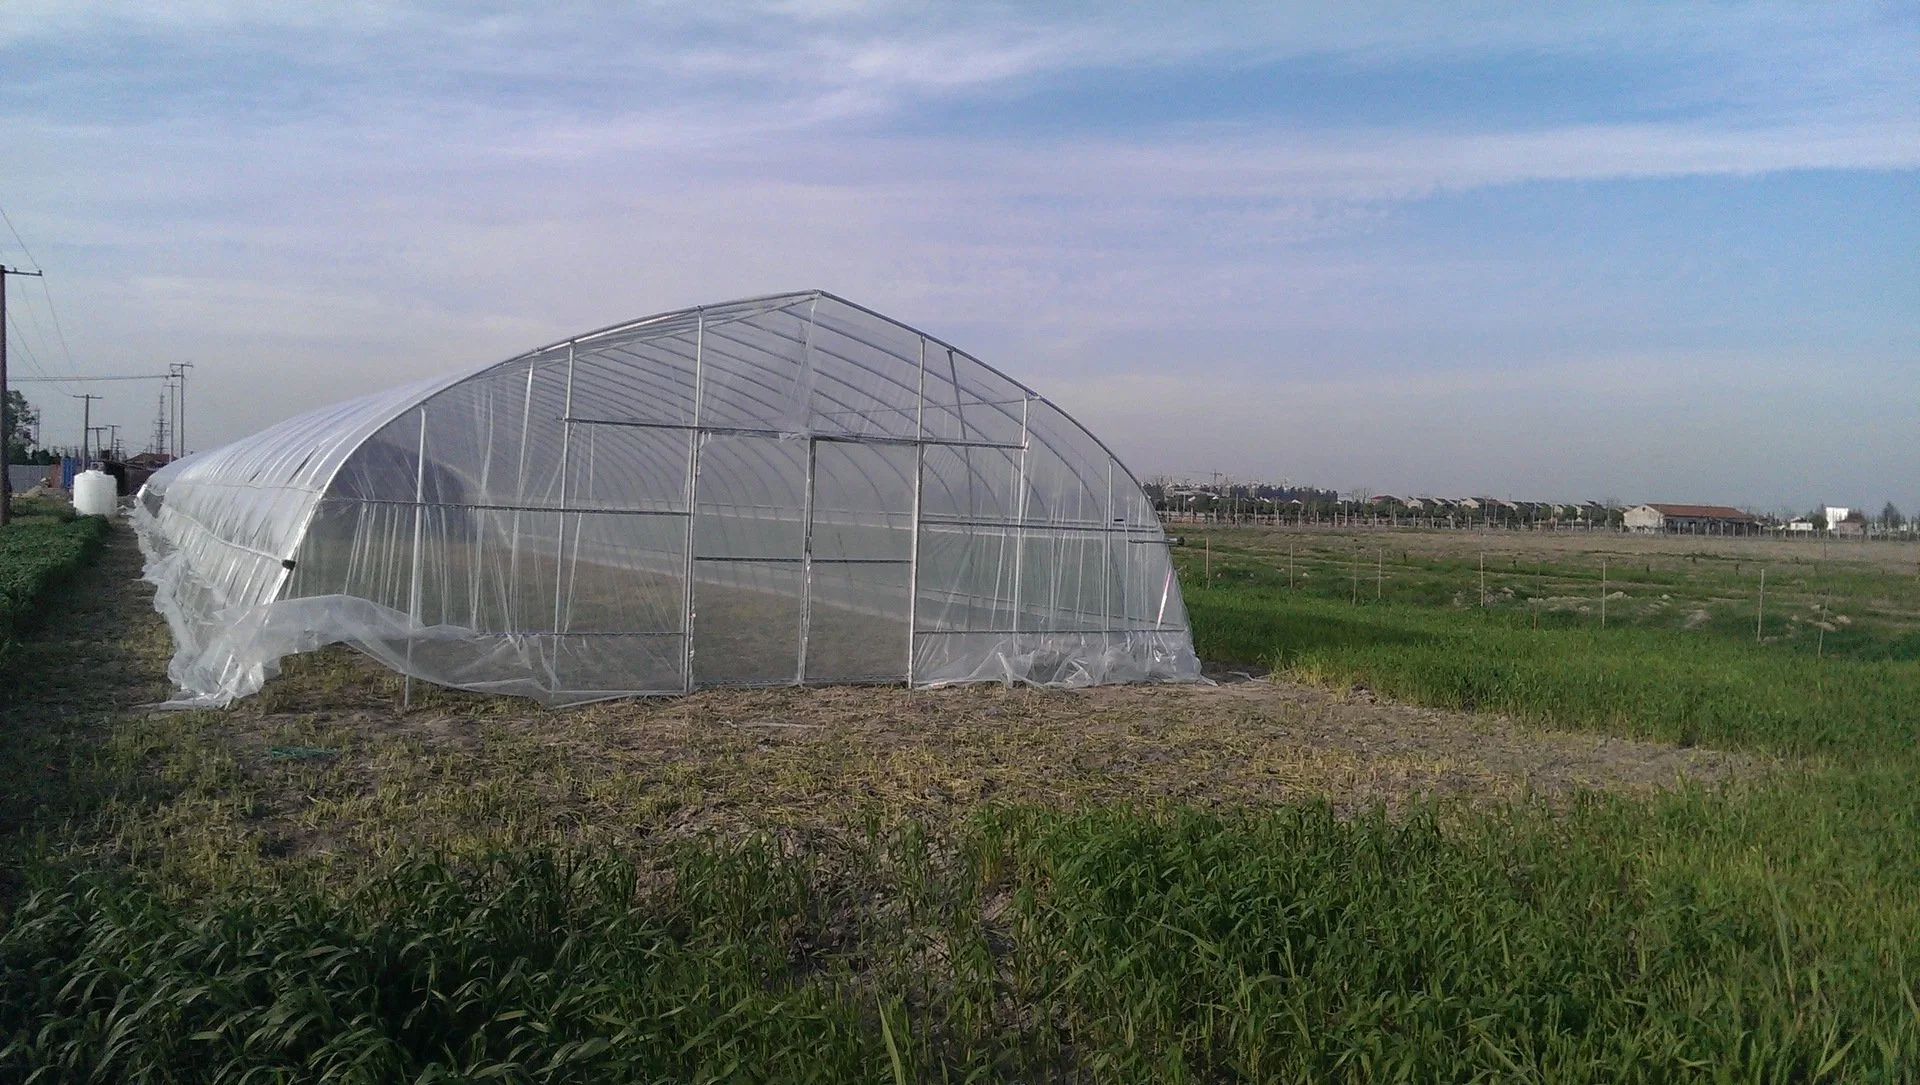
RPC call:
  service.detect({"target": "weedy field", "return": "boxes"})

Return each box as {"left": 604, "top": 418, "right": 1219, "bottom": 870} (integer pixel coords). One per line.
{"left": 2, "top": 521, "right": 1919, "bottom": 1081}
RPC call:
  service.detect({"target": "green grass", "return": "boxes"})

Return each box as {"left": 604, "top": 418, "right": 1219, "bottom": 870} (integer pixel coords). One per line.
{"left": 0, "top": 503, "right": 109, "bottom": 656}
{"left": 1184, "top": 585, "right": 1917, "bottom": 758}
{"left": 7, "top": 802, "right": 1920, "bottom": 1082}
{"left": 1183, "top": 528, "right": 1920, "bottom": 662}
{"left": 7, "top": 526, "right": 1920, "bottom": 1080}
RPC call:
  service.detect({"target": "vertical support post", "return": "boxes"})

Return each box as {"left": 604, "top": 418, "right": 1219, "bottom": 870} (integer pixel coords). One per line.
{"left": 1008, "top": 395, "right": 1031, "bottom": 638}
{"left": 404, "top": 406, "right": 428, "bottom": 711}
{"left": 470, "top": 378, "right": 498, "bottom": 625}
{"left": 1103, "top": 458, "right": 1114, "bottom": 640}
{"left": 906, "top": 336, "right": 925, "bottom": 686}
{"left": 1817, "top": 586, "right": 1830, "bottom": 659}
{"left": 1756, "top": 567, "right": 1765, "bottom": 643}
{"left": 682, "top": 312, "right": 704, "bottom": 691}
{"left": 796, "top": 436, "right": 817, "bottom": 684}
{"left": 1479, "top": 552, "right": 1486, "bottom": 607}
{"left": 507, "top": 365, "right": 535, "bottom": 630}
{"left": 793, "top": 307, "right": 818, "bottom": 685}
{"left": 1600, "top": 559, "right": 1608, "bottom": 629}
{"left": 551, "top": 343, "right": 576, "bottom": 687}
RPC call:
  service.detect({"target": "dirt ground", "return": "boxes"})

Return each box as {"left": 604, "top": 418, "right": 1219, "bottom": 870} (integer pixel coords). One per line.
{"left": 5, "top": 527, "right": 1754, "bottom": 880}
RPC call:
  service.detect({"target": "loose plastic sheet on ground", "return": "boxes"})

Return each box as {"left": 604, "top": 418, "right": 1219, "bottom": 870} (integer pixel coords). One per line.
{"left": 134, "top": 292, "right": 1201, "bottom": 706}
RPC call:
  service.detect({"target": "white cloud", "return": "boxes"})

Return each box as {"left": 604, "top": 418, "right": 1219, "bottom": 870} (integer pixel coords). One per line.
{"left": 1, "top": 2, "right": 1914, "bottom": 508}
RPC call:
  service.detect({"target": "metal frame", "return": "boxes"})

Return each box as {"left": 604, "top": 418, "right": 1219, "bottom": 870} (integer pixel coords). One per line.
{"left": 681, "top": 312, "right": 704, "bottom": 691}
{"left": 403, "top": 405, "right": 428, "bottom": 709}
{"left": 906, "top": 336, "right": 926, "bottom": 685}
{"left": 1008, "top": 395, "right": 1032, "bottom": 635}
{"left": 558, "top": 416, "right": 1022, "bottom": 451}
{"left": 793, "top": 301, "right": 819, "bottom": 684}
{"left": 508, "top": 367, "right": 536, "bottom": 629}
{"left": 551, "top": 342, "right": 577, "bottom": 669}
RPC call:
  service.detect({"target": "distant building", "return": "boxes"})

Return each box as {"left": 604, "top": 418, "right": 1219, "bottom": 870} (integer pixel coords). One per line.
{"left": 1623, "top": 503, "right": 1763, "bottom": 535}
{"left": 1831, "top": 510, "right": 1868, "bottom": 538}
{"left": 7, "top": 464, "right": 52, "bottom": 494}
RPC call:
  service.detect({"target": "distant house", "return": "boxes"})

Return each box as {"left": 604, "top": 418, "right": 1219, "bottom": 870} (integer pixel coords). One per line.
{"left": 1623, "top": 503, "right": 1764, "bottom": 535}
{"left": 1832, "top": 510, "right": 1868, "bottom": 539}
{"left": 1783, "top": 519, "right": 1816, "bottom": 534}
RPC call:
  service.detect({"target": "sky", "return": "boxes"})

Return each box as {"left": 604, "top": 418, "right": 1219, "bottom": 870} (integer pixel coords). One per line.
{"left": 1, "top": 2, "right": 1915, "bottom": 514}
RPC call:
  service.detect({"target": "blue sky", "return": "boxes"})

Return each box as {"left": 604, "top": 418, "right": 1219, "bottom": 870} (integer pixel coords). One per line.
{"left": 2, "top": 2, "right": 1914, "bottom": 512}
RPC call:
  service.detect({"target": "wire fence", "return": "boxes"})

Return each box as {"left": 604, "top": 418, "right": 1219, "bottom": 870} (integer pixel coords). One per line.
{"left": 1176, "top": 524, "right": 1920, "bottom": 658}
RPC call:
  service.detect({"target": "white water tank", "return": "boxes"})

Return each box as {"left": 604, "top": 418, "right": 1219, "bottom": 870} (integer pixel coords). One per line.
{"left": 73, "top": 469, "right": 118, "bottom": 517}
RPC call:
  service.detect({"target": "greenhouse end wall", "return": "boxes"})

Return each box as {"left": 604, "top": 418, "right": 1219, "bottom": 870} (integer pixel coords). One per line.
{"left": 134, "top": 292, "right": 1202, "bottom": 706}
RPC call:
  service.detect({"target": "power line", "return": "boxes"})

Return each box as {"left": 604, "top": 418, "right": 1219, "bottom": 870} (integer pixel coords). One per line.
{"left": 12, "top": 373, "right": 167, "bottom": 382}
{"left": 5, "top": 321, "right": 53, "bottom": 382}
{"left": 0, "top": 198, "right": 81, "bottom": 384}
{"left": 33, "top": 277, "right": 77, "bottom": 379}
{"left": 0, "top": 202, "right": 40, "bottom": 266}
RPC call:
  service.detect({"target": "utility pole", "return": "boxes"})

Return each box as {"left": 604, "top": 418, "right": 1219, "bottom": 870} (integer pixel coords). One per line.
{"left": 73, "top": 393, "right": 100, "bottom": 467}
{"left": 0, "top": 263, "right": 46, "bottom": 528}
{"left": 168, "top": 363, "right": 194, "bottom": 457}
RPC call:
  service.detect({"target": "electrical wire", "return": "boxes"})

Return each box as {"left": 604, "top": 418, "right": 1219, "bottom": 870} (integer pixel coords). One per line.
{"left": 0, "top": 196, "right": 83, "bottom": 387}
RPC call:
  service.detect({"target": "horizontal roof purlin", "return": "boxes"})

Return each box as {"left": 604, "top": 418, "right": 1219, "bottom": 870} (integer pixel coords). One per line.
{"left": 1642, "top": 503, "right": 1759, "bottom": 520}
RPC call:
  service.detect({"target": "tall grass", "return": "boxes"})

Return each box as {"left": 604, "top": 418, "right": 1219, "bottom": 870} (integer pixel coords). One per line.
{"left": 1186, "top": 583, "right": 1919, "bottom": 757}
{"left": 6, "top": 803, "right": 1918, "bottom": 1082}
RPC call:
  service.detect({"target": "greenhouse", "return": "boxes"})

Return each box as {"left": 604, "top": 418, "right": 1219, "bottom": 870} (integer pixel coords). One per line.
{"left": 135, "top": 291, "right": 1201, "bottom": 706}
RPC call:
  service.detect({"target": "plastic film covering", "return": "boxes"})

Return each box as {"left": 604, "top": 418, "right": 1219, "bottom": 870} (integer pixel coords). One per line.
{"left": 133, "top": 291, "right": 1201, "bottom": 706}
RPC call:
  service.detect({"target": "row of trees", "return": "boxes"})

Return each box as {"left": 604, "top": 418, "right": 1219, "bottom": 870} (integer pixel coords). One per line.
{"left": 1143, "top": 478, "right": 1913, "bottom": 535}
{"left": 1142, "top": 483, "right": 1624, "bottom": 529}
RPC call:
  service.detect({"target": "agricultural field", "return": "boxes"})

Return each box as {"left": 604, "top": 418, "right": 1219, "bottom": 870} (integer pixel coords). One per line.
{"left": 3, "top": 523, "right": 1919, "bottom": 1080}
{"left": 0, "top": 495, "right": 110, "bottom": 656}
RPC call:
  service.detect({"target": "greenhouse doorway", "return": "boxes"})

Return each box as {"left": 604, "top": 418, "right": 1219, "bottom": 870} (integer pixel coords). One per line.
{"left": 689, "top": 435, "right": 916, "bottom": 688}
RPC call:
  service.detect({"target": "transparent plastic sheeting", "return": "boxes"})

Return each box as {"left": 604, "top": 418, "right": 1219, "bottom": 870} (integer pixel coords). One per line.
{"left": 133, "top": 292, "right": 1202, "bottom": 706}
